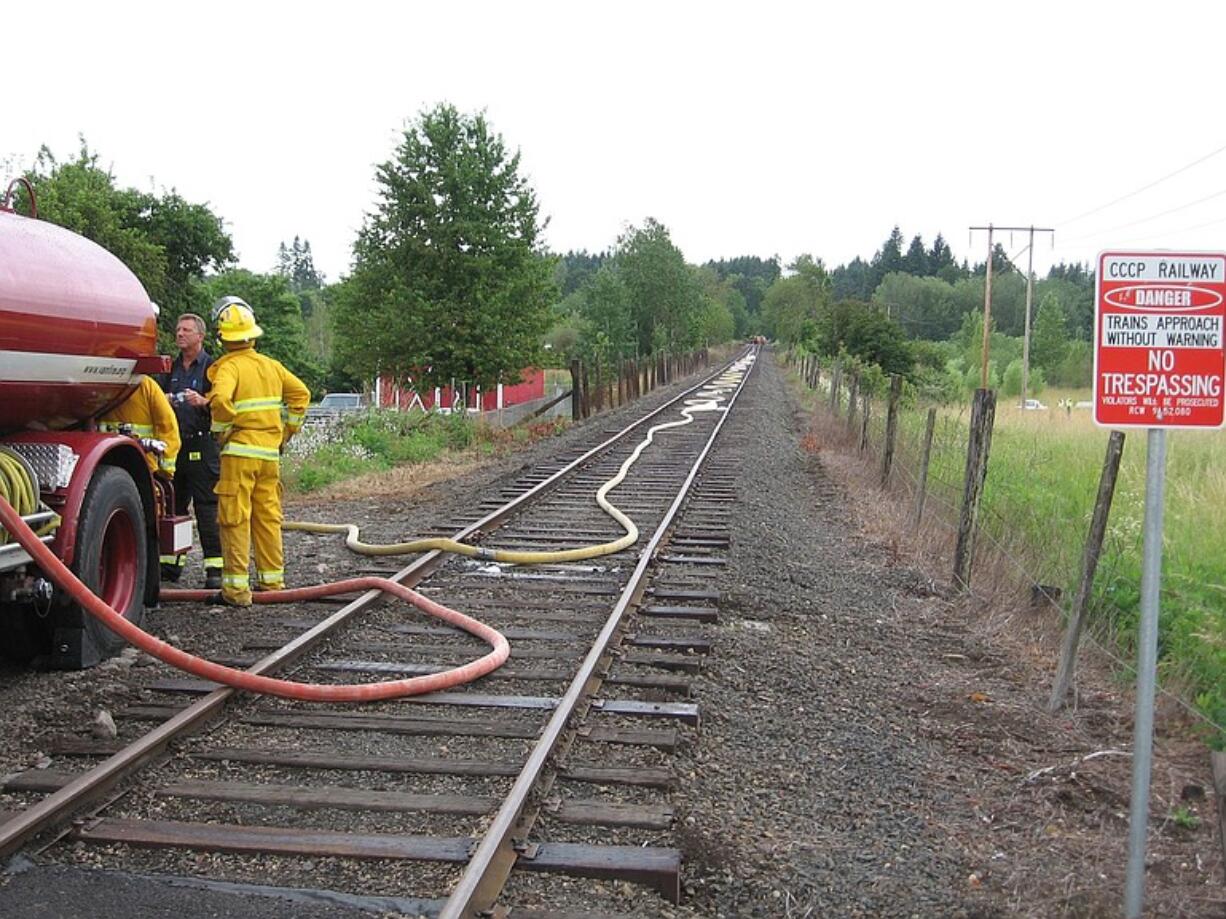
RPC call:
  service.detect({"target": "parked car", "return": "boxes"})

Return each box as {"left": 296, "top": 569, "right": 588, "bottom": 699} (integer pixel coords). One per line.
{"left": 304, "top": 392, "right": 368, "bottom": 425}
{"left": 1022, "top": 399, "right": 1048, "bottom": 411}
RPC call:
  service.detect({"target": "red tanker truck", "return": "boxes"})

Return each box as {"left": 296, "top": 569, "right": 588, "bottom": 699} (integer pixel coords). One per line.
{"left": 0, "top": 181, "right": 191, "bottom": 668}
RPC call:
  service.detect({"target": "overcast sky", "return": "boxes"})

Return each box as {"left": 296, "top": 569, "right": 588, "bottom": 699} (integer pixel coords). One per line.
{"left": 6, "top": 1, "right": 1226, "bottom": 285}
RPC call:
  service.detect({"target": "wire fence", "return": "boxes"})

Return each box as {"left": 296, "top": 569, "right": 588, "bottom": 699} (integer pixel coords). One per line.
{"left": 785, "top": 350, "right": 1226, "bottom": 745}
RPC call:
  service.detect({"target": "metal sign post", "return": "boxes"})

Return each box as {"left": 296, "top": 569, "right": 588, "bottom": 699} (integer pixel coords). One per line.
{"left": 1093, "top": 250, "right": 1226, "bottom": 917}
{"left": 1124, "top": 427, "right": 1165, "bottom": 918}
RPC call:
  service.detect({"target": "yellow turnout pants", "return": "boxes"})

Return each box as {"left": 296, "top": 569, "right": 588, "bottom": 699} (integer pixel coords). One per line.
{"left": 215, "top": 455, "right": 285, "bottom": 605}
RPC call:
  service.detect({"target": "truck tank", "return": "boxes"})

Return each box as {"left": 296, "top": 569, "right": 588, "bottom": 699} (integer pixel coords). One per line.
{"left": 0, "top": 208, "right": 159, "bottom": 433}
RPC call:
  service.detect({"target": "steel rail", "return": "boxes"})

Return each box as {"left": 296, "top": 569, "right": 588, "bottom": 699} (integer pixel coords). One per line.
{"left": 0, "top": 351, "right": 745, "bottom": 860}
{"left": 440, "top": 349, "right": 757, "bottom": 918}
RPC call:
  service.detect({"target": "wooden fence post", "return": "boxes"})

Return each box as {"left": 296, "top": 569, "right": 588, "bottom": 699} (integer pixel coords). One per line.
{"left": 846, "top": 374, "right": 860, "bottom": 435}
{"left": 859, "top": 391, "right": 871, "bottom": 452}
{"left": 881, "top": 374, "right": 903, "bottom": 486}
{"left": 1048, "top": 430, "right": 1126, "bottom": 711}
{"left": 911, "top": 407, "right": 938, "bottom": 531}
{"left": 953, "top": 388, "right": 997, "bottom": 591}
{"left": 829, "top": 364, "right": 842, "bottom": 413}
{"left": 570, "top": 359, "right": 582, "bottom": 421}
{"left": 581, "top": 363, "right": 591, "bottom": 418}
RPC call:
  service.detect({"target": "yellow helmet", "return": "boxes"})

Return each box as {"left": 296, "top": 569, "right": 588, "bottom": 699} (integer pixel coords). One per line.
{"left": 216, "top": 302, "right": 264, "bottom": 342}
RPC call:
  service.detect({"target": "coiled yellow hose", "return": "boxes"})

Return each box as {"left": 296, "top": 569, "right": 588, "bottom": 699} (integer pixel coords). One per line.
{"left": 285, "top": 362, "right": 751, "bottom": 564}
{"left": 0, "top": 448, "right": 44, "bottom": 546}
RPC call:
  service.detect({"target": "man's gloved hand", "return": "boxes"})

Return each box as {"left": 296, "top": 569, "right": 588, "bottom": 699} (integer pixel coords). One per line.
{"left": 139, "top": 438, "right": 167, "bottom": 456}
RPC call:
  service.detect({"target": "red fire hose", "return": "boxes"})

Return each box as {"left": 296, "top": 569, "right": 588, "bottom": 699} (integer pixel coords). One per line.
{"left": 0, "top": 495, "right": 509, "bottom": 702}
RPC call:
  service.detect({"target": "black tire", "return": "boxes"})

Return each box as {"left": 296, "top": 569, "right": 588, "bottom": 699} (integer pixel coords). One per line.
{"left": 66, "top": 466, "right": 147, "bottom": 662}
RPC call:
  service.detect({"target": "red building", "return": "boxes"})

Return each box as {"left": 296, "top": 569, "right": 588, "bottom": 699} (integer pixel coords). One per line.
{"left": 374, "top": 369, "right": 546, "bottom": 413}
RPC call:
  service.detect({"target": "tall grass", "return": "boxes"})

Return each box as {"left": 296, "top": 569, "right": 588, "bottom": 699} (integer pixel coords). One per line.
{"left": 888, "top": 389, "right": 1226, "bottom": 746}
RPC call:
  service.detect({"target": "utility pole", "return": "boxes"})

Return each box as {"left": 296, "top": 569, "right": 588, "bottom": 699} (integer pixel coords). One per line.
{"left": 972, "top": 224, "right": 995, "bottom": 389}
{"left": 1020, "top": 226, "right": 1056, "bottom": 407}
{"left": 969, "top": 224, "right": 1054, "bottom": 392}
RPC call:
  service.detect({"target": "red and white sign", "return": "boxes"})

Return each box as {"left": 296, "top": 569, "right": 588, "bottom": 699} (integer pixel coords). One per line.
{"left": 1094, "top": 251, "right": 1226, "bottom": 429}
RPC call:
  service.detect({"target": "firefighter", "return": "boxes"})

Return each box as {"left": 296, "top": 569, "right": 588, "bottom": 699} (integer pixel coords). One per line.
{"left": 207, "top": 297, "right": 310, "bottom": 607}
{"left": 160, "top": 312, "right": 223, "bottom": 589}
{"left": 97, "top": 375, "right": 181, "bottom": 479}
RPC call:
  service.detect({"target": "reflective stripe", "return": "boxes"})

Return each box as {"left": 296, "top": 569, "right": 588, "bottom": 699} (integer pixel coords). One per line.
{"left": 160, "top": 554, "right": 186, "bottom": 566}
{"left": 222, "top": 573, "right": 250, "bottom": 588}
{"left": 160, "top": 458, "right": 176, "bottom": 474}
{"left": 211, "top": 420, "right": 233, "bottom": 433}
{"left": 285, "top": 413, "right": 304, "bottom": 425}
{"left": 188, "top": 451, "right": 201, "bottom": 461}
{"left": 221, "top": 442, "right": 281, "bottom": 461}
{"left": 99, "top": 421, "right": 155, "bottom": 436}
{"left": 203, "top": 557, "right": 224, "bottom": 569}
{"left": 257, "top": 569, "right": 284, "bottom": 583}
{"left": 234, "top": 397, "right": 283, "bottom": 413}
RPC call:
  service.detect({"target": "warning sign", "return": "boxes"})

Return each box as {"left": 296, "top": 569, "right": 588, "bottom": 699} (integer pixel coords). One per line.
{"left": 1094, "top": 251, "right": 1226, "bottom": 429}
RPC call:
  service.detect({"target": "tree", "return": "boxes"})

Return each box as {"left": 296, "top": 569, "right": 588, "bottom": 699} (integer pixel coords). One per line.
{"left": 1039, "top": 270, "right": 1094, "bottom": 340}
{"left": 554, "top": 249, "right": 608, "bottom": 296}
{"left": 818, "top": 301, "right": 912, "bottom": 377}
{"left": 333, "top": 104, "right": 554, "bottom": 389}
{"left": 760, "top": 276, "right": 818, "bottom": 345}
{"left": 903, "top": 234, "right": 929, "bottom": 276}
{"left": 276, "top": 236, "right": 323, "bottom": 292}
{"left": 23, "top": 141, "right": 234, "bottom": 343}
{"left": 703, "top": 259, "right": 779, "bottom": 322}
{"left": 928, "top": 233, "right": 960, "bottom": 281}
{"left": 1030, "top": 292, "right": 1069, "bottom": 371}
{"left": 616, "top": 218, "right": 704, "bottom": 354}
{"left": 871, "top": 225, "right": 906, "bottom": 286}
{"left": 579, "top": 265, "right": 635, "bottom": 362}
{"left": 973, "top": 242, "right": 1013, "bottom": 277}
{"left": 275, "top": 236, "right": 326, "bottom": 326}
{"left": 874, "top": 272, "right": 962, "bottom": 340}
{"left": 831, "top": 256, "right": 875, "bottom": 301}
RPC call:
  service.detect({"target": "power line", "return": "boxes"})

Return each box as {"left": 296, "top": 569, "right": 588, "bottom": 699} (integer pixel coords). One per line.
{"left": 1060, "top": 185, "right": 1226, "bottom": 244}
{"left": 1123, "top": 212, "right": 1226, "bottom": 245}
{"left": 1056, "top": 140, "right": 1226, "bottom": 228}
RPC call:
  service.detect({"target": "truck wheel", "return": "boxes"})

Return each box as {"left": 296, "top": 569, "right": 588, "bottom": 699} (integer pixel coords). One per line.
{"left": 54, "top": 466, "right": 147, "bottom": 667}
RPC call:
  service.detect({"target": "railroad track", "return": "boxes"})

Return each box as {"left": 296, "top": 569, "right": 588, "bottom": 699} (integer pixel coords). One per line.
{"left": 0, "top": 348, "right": 756, "bottom": 917}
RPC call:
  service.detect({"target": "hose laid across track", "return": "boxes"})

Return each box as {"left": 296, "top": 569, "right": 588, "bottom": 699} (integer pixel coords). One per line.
{"left": 282, "top": 370, "right": 745, "bottom": 563}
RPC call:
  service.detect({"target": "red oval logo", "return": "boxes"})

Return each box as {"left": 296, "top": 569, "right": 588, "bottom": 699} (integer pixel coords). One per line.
{"left": 1104, "top": 284, "right": 1223, "bottom": 311}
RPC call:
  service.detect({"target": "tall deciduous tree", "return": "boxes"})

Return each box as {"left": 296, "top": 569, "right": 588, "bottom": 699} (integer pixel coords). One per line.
{"left": 616, "top": 218, "right": 704, "bottom": 354}
{"left": 579, "top": 265, "right": 636, "bottom": 361}
{"left": 333, "top": 104, "right": 554, "bottom": 389}
{"left": 22, "top": 141, "right": 234, "bottom": 343}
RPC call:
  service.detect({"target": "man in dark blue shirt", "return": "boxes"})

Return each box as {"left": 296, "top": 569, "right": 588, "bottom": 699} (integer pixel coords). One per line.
{"left": 161, "top": 312, "right": 223, "bottom": 589}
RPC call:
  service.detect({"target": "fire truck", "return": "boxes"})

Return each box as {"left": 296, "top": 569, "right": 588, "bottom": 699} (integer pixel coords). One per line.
{"left": 0, "top": 181, "right": 190, "bottom": 668}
